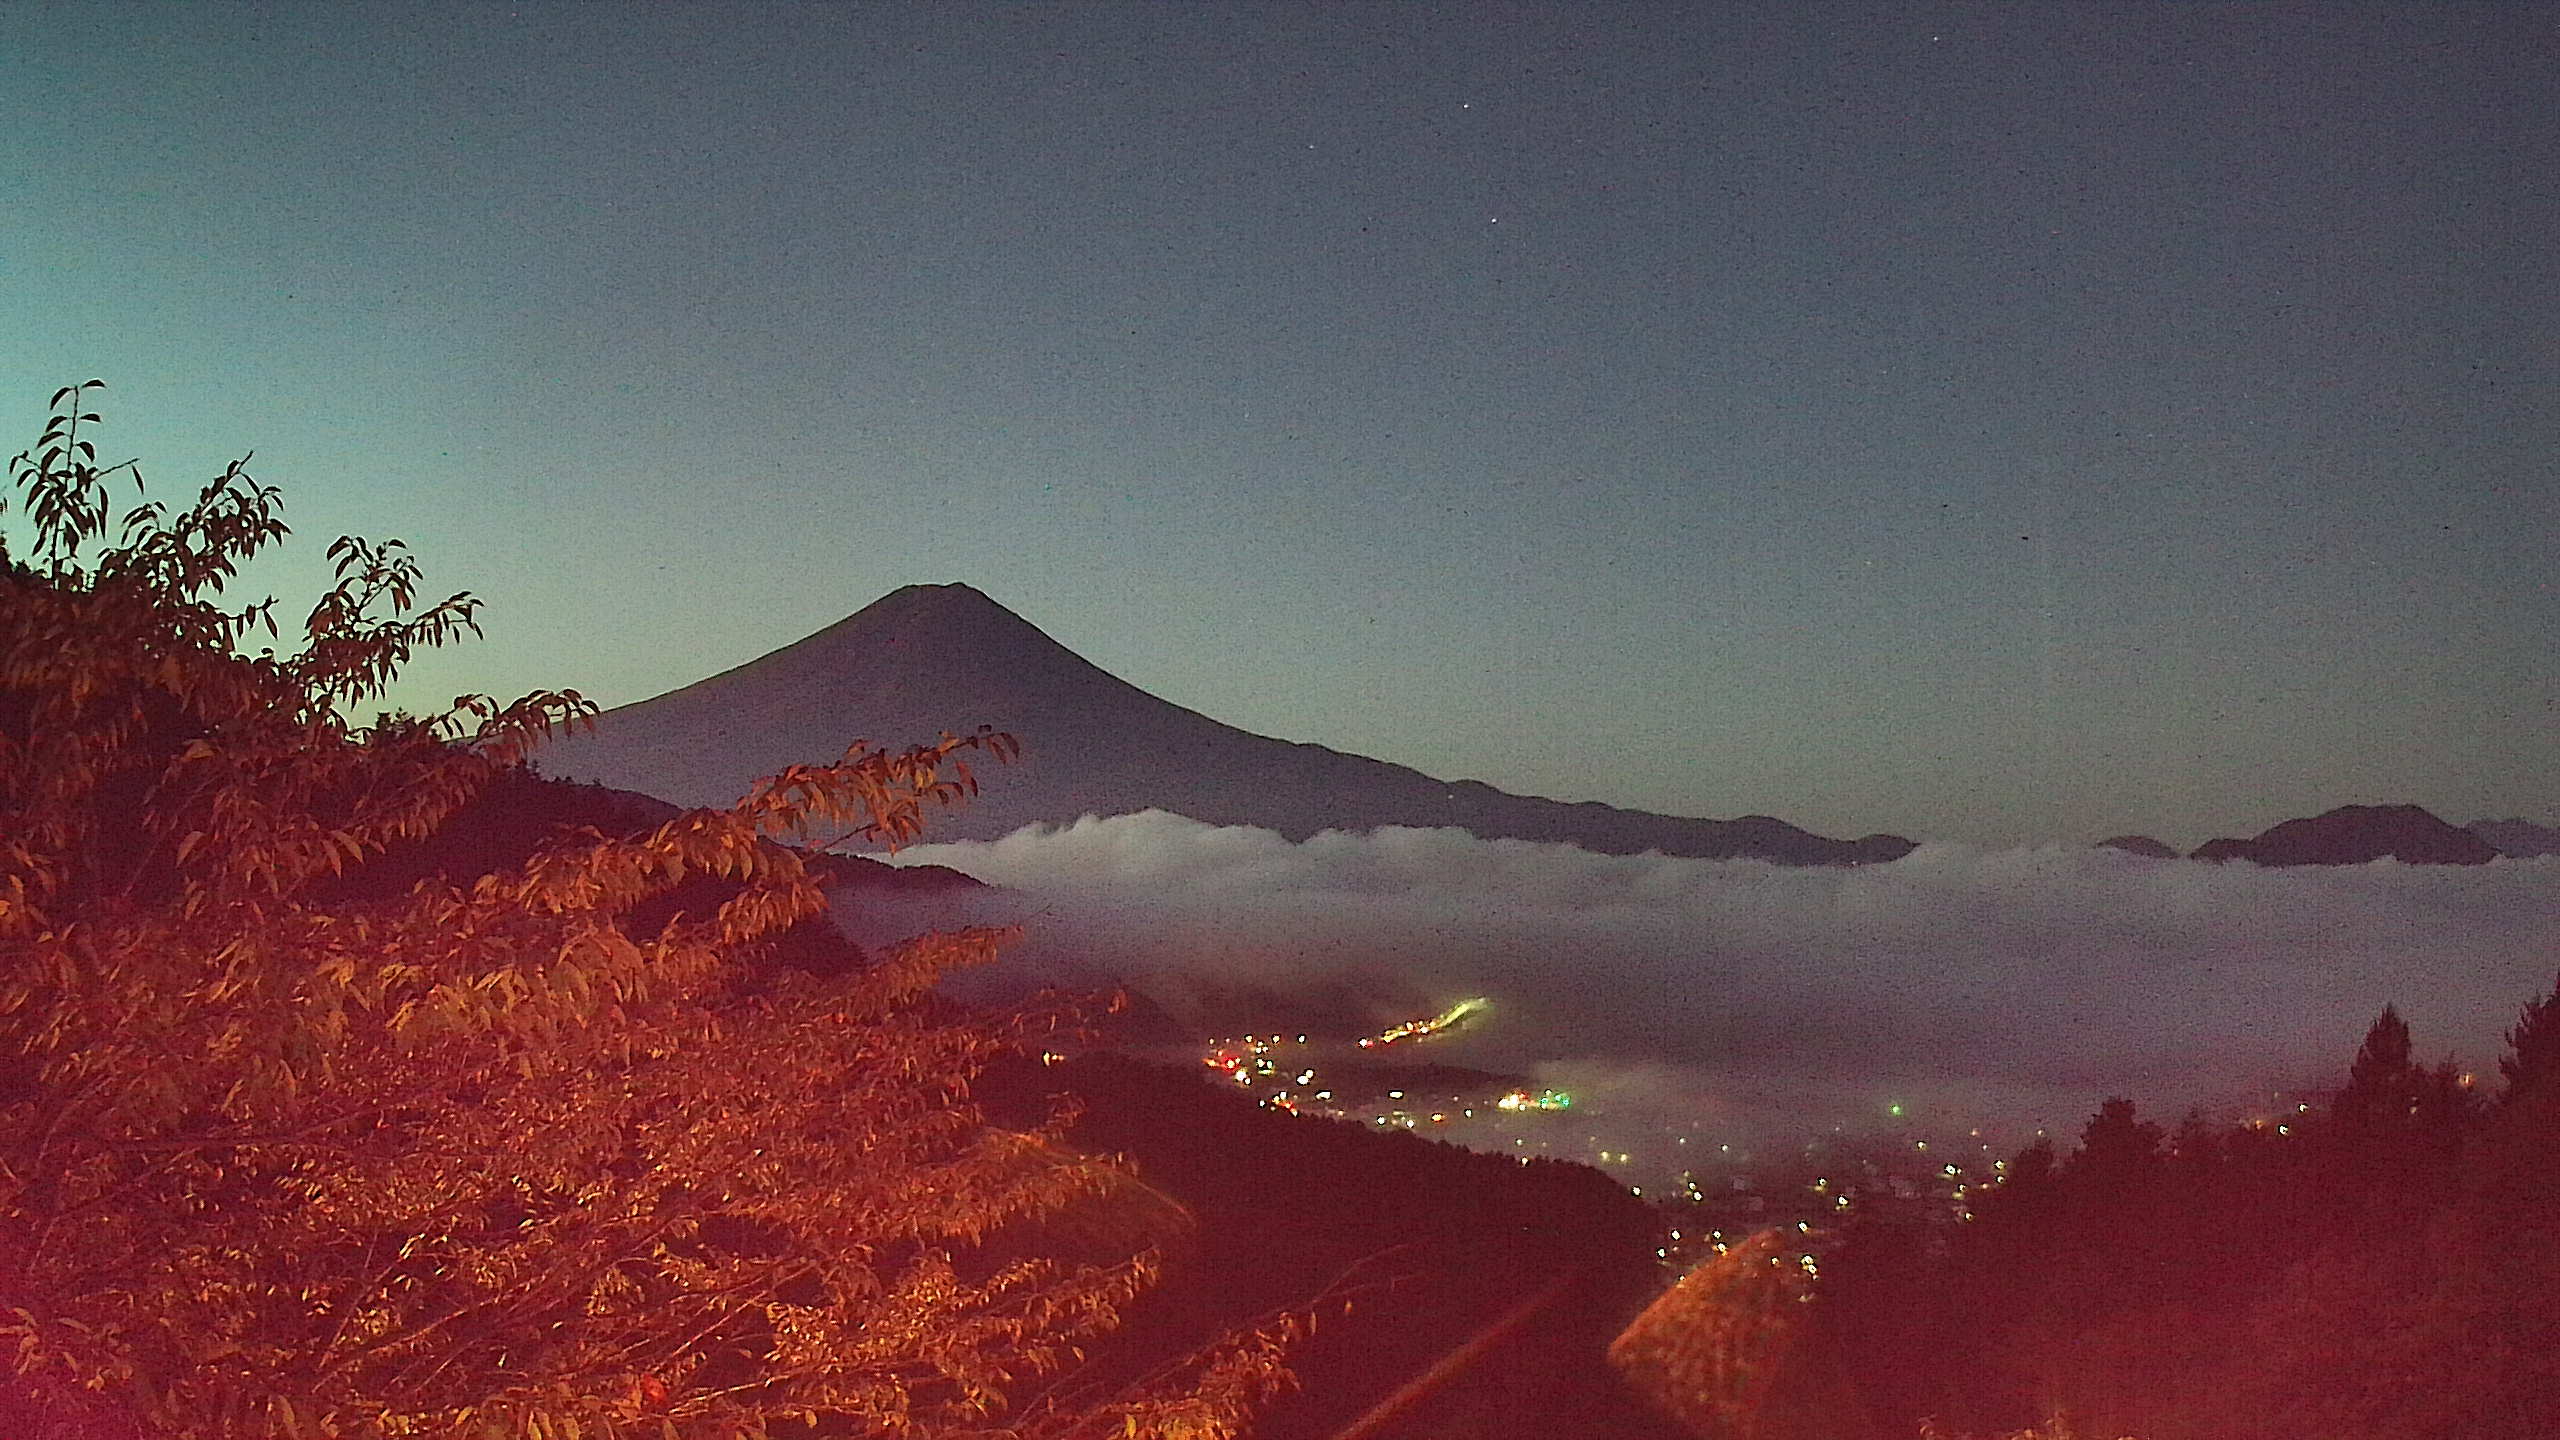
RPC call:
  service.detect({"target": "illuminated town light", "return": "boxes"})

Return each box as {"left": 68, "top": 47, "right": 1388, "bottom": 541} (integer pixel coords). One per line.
{"left": 1361, "top": 997, "right": 1491, "bottom": 1048}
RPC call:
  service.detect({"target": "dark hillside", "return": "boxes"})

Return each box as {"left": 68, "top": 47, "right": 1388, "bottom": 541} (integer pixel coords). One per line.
{"left": 322, "top": 768, "right": 1679, "bottom": 1433}
{"left": 317, "top": 765, "right": 983, "bottom": 973}
{"left": 982, "top": 1053, "right": 1689, "bottom": 1439}
{"left": 321, "top": 766, "right": 983, "bottom": 904}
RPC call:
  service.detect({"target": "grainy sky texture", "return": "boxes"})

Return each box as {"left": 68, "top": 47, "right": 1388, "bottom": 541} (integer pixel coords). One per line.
{"left": 8, "top": 2, "right": 2555, "bottom": 846}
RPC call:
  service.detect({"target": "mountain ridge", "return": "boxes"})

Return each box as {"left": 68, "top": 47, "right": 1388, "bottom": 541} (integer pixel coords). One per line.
{"left": 535, "top": 583, "right": 1916, "bottom": 865}
{"left": 2469, "top": 817, "right": 2560, "bottom": 859}
{"left": 2189, "top": 803, "right": 2502, "bottom": 866}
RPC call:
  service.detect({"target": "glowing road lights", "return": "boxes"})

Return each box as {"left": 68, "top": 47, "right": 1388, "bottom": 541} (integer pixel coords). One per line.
{"left": 1357, "top": 996, "right": 1491, "bottom": 1048}
{"left": 1198, "top": 1006, "right": 2060, "bottom": 1250}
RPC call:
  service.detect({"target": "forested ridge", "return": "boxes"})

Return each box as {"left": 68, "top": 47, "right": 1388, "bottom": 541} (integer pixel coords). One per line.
{"left": 1815, "top": 992, "right": 2560, "bottom": 1440}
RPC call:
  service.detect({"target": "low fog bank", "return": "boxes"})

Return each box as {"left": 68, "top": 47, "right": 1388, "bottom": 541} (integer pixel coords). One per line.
{"left": 840, "top": 810, "right": 2560, "bottom": 1150}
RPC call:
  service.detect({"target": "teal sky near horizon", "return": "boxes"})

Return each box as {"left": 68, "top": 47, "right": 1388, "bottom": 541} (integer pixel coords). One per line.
{"left": 7, "top": 2, "right": 2555, "bottom": 849}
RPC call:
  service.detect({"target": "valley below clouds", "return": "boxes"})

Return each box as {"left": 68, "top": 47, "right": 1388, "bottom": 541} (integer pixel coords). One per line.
{"left": 852, "top": 811, "right": 2560, "bottom": 1159}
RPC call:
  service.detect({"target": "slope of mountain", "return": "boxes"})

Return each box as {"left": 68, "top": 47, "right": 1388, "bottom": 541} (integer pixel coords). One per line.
{"left": 978, "top": 1053, "right": 1689, "bottom": 1440}
{"left": 2095, "top": 834, "right": 2179, "bottom": 859}
{"left": 2189, "top": 804, "right": 2501, "bottom": 866}
{"left": 2469, "top": 817, "right": 2560, "bottom": 858}
{"left": 534, "top": 583, "right": 1914, "bottom": 865}
{"left": 321, "top": 767, "right": 982, "bottom": 906}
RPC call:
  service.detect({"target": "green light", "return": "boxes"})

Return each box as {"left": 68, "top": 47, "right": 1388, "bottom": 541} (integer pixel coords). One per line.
{"left": 1888, "top": 1103, "right": 1905, "bottom": 1117}
{"left": 1434, "top": 997, "right": 1490, "bottom": 1028}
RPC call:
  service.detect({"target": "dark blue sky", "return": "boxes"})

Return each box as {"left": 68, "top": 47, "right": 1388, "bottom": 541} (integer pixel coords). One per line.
{"left": 10, "top": 2, "right": 2554, "bottom": 846}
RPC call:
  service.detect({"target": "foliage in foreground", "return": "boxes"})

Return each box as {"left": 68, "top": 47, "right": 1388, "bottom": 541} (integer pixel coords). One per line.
{"left": 0, "top": 383, "right": 1287, "bottom": 1437}
{"left": 1825, "top": 988, "right": 2560, "bottom": 1440}
{"left": 1608, "top": 1227, "right": 1867, "bottom": 1440}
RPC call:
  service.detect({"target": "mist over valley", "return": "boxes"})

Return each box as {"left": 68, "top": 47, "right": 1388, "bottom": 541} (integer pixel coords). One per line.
{"left": 536, "top": 584, "right": 2560, "bottom": 1186}
{"left": 855, "top": 810, "right": 2559, "bottom": 1184}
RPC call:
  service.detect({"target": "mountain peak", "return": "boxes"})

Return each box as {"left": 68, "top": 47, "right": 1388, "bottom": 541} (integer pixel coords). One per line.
{"left": 820, "top": 582, "right": 1054, "bottom": 649}
{"left": 870, "top": 581, "right": 1007, "bottom": 615}
{"left": 684, "top": 583, "right": 1115, "bottom": 713}
{"left": 536, "top": 585, "right": 1912, "bottom": 864}
{"left": 2190, "top": 804, "right": 2499, "bottom": 866}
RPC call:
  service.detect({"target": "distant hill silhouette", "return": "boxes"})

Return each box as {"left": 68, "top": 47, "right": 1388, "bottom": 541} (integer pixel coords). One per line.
{"left": 317, "top": 766, "right": 981, "bottom": 977}
{"left": 2096, "top": 834, "right": 2179, "bottom": 859}
{"left": 2469, "top": 817, "right": 2560, "bottom": 858}
{"left": 320, "top": 766, "right": 982, "bottom": 904}
{"left": 535, "top": 583, "right": 1914, "bottom": 866}
{"left": 2188, "top": 804, "right": 2501, "bottom": 866}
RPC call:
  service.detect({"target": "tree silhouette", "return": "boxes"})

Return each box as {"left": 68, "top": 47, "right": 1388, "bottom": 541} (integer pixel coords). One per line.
{"left": 1824, "top": 988, "right": 2560, "bottom": 1440}
{"left": 2062, "top": 1099, "right": 2162, "bottom": 1191}
{"left": 1, "top": 384, "right": 1286, "bottom": 1438}
{"left": 2333, "top": 1004, "right": 2417, "bottom": 1133}
{"left": 2501, "top": 969, "right": 2560, "bottom": 1103}
{"left": 2003, "top": 1135, "right": 2056, "bottom": 1196}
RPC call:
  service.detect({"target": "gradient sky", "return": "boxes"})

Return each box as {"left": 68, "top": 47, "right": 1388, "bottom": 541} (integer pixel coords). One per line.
{"left": 9, "top": 2, "right": 2555, "bottom": 848}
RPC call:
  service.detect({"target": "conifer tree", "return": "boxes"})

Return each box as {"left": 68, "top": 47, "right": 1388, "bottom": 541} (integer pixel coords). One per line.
{"left": 1, "top": 384, "right": 1288, "bottom": 1439}
{"left": 2500, "top": 969, "right": 2560, "bottom": 1103}
{"left": 2333, "top": 1004, "right": 2416, "bottom": 1132}
{"left": 2061, "top": 1099, "right": 2161, "bottom": 1189}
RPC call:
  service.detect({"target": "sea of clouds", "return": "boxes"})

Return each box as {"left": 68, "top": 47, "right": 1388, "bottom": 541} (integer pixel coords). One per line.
{"left": 841, "top": 811, "right": 2560, "bottom": 1153}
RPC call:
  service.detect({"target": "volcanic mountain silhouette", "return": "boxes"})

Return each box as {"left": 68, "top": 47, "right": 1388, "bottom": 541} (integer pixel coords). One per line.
{"left": 534, "top": 584, "right": 1914, "bottom": 865}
